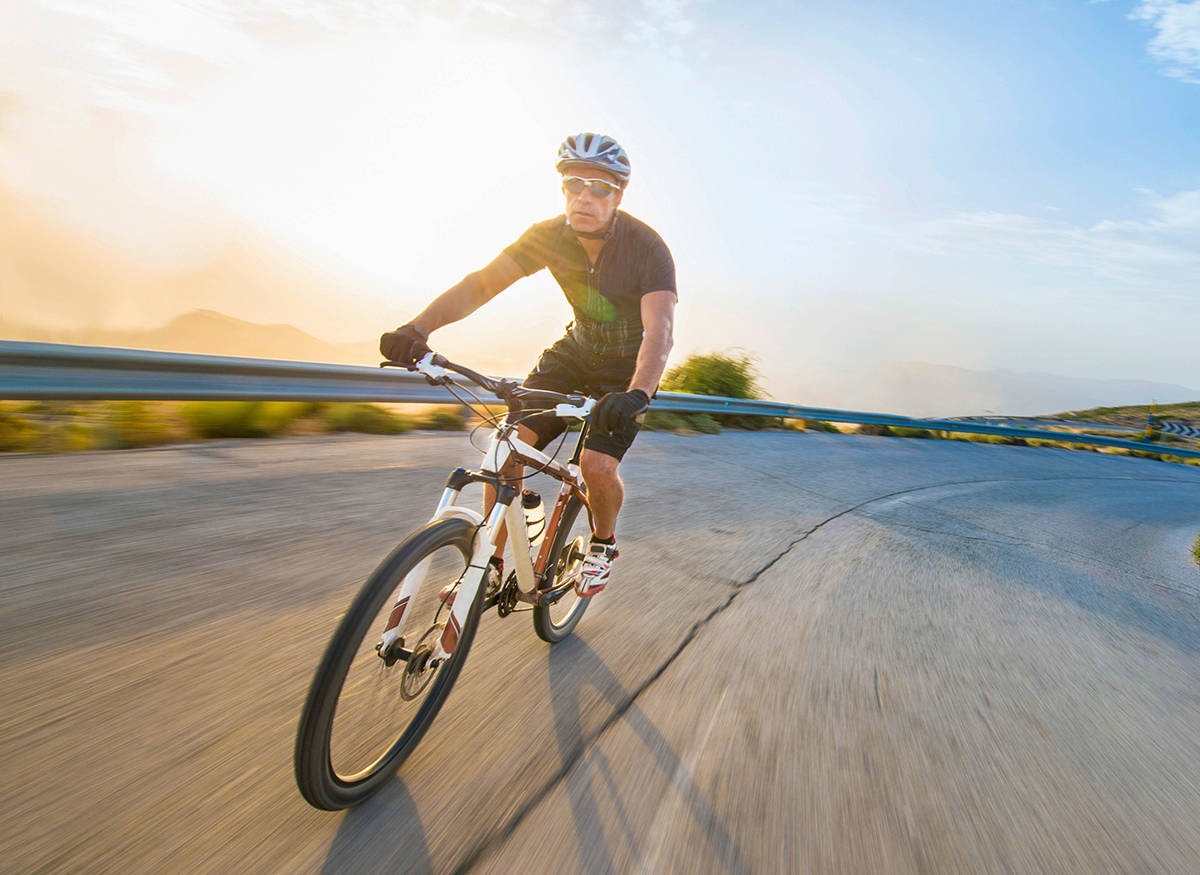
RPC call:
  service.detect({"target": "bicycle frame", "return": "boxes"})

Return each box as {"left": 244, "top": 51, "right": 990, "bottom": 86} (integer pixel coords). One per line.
{"left": 378, "top": 388, "right": 594, "bottom": 664}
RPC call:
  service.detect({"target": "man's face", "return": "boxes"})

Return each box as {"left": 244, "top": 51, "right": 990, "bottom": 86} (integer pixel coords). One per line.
{"left": 561, "top": 163, "right": 623, "bottom": 235}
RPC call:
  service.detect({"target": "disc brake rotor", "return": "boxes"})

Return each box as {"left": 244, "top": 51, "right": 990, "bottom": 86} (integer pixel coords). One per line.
{"left": 399, "top": 623, "right": 443, "bottom": 701}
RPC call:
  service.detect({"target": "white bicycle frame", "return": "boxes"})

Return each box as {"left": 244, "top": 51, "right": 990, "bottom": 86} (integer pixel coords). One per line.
{"left": 378, "top": 355, "right": 595, "bottom": 663}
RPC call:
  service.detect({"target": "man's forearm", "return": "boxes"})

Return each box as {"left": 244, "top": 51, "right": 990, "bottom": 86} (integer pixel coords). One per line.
{"left": 406, "top": 253, "right": 526, "bottom": 335}
{"left": 629, "top": 328, "right": 673, "bottom": 397}
{"left": 410, "top": 272, "right": 488, "bottom": 335}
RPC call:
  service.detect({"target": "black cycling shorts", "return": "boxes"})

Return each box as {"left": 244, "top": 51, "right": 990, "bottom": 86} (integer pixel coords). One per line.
{"left": 517, "top": 329, "right": 642, "bottom": 461}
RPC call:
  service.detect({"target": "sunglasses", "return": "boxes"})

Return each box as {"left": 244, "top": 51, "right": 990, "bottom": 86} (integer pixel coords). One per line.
{"left": 561, "top": 175, "right": 622, "bottom": 199}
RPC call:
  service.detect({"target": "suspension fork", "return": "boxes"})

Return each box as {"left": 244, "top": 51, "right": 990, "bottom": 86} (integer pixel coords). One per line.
{"left": 433, "top": 484, "right": 515, "bottom": 658}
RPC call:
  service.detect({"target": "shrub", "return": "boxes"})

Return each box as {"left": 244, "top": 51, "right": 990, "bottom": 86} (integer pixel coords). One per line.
{"left": 47, "top": 422, "right": 97, "bottom": 453}
{"left": 321, "top": 403, "right": 412, "bottom": 435}
{"left": 660, "top": 351, "right": 770, "bottom": 429}
{"left": 643, "top": 410, "right": 691, "bottom": 431}
{"left": 20, "top": 401, "right": 86, "bottom": 417}
{"left": 181, "top": 401, "right": 313, "bottom": 439}
{"left": 689, "top": 414, "right": 722, "bottom": 434}
{"left": 0, "top": 411, "right": 42, "bottom": 451}
{"left": 1192, "top": 533, "right": 1200, "bottom": 569}
{"left": 100, "top": 401, "right": 172, "bottom": 449}
{"left": 642, "top": 410, "right": 723, "bottom": 433}
{"left": 413, "top": 406, "right": 466, "bottom": 430}
{"left": 183, "top": 401, "right": 268, "bottom": 438}
{"left": 856, "top": 423, "right": 895, "bottom": 437}
{"left": 257, "top": 402, "right": 315, "bottom": 433}
{"left": 959, "top": 432, "right": 1028, "bottom": 447}
{"left": 802, "top": 419, "right": 842, "bottom": 433}
{"left": 890, "top": 426, "right": 935, "bottom": 439}
{"left": 661, "top": 351, "right": 763, "bottom": 400}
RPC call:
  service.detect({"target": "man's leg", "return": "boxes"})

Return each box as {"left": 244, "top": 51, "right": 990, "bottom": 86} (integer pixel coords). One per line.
{"left": 579, "top": 448, "right": 623, "bottom": 540}
{"left": 575, "top": 447, "right": 625, "bottom": 596}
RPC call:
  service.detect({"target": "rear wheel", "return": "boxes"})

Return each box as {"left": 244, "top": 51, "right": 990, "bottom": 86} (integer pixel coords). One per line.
{"left": 294, "top": 517, "right": 482, "bottom": 809}
{"left": 532, "top": 495, "right": 591, "bottom": 643}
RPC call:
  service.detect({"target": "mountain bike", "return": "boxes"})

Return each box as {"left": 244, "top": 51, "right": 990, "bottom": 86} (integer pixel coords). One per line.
{"left": 294, "top": 352, "right": 599, "bottom": 810}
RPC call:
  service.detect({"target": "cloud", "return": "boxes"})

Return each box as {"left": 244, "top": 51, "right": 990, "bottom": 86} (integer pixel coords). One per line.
{"left": 1132, "top": 0, "right": 1200, "bottom": 83}
{"left": 0, "top": 1, "right": 705, "bottom": 125}
{"left": 906, "top": 188, "right": 1200, "bottom": 296}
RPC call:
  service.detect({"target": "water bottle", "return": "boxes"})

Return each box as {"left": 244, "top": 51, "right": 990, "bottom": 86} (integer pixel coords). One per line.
{"left": 521, "top": 490, "right": 546, "bottom": 548}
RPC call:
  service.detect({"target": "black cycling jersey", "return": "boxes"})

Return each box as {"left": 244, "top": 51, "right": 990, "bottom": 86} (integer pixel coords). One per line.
{"left": 503, "top": 211, "right": 676, "bottom": 334}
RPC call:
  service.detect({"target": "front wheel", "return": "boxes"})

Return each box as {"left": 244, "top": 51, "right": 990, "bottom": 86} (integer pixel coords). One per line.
{"left": 294, "top": 516, "right": 482, "bottom": 810}
{"left": 532, "top": 494, "right": 592, "bottom": 643}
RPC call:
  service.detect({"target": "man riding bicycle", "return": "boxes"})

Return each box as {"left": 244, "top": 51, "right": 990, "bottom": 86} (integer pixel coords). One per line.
{"left": 381, "top": 132, "right": 676, "bottom": 596}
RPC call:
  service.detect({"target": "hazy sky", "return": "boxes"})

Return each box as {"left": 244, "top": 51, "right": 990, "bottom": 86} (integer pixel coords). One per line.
{"left": 2, "top": 0, "right": 1198, "bottom": 397}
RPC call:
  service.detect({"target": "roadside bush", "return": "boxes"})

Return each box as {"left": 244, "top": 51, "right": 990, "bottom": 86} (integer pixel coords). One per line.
{"left": 643, "top": 410, "right": 723, "bottom": 434}
{"left": 890, "top": 426, "right": 935, "bottom": 439}
{"left": 802, "top": 419, "right": 842, "bottom": 433}
{"left": 321, "top": 403, "right": 412, "bottom": 435}
{"left": 413, "top": 406, "right": 466, "bottom": 430}
{"left": 183, "top": 401, "right": 267, "bottom": 438}
{"left": 1191, "top": 533, "right": 1199, "bottom": 568}
{"left": 643, "top": 410, "right": 689, "bottom": 431}
{"left": 660, "top": 351, "right": 768, "bottom": 429}
{"left": 856, "top": 423, "right": 895, "bottom": 437}
{"left": 957, "top": 432, "right": 1028, "bottom": 447}
{"left": 181, "top": 401, "right": 313, "bottom": 439}
{"left": 100, "top": 401, "right": 172, "bottom": 449}
{"left": 661, "top": 351, "right": 762, "bottom": 400}
{"left": 20, "top": 401, "right": 87, "bottom": 417}
{"left": 0, "top": 411, "right": 42, "bottom": 451}
{"left": 47, "top": 422, "right": 97, "bottom": 453}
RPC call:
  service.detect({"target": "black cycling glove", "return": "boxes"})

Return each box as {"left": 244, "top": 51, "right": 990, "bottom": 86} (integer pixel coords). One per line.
{"left": 379, "top": 323, "right": 430, "bottom": 365}
{"left": 592, "top": 389, "right": 650, "bottom": 434}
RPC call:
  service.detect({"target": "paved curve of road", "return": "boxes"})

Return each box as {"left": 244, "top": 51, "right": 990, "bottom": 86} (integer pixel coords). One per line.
{"left": 3, "top": 431, "right": 1199, "bottom": 873}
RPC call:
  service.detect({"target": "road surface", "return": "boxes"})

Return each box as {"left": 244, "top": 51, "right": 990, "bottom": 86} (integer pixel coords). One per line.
{"left": 2, "top": 431, "right": 1199, "bottom": 872}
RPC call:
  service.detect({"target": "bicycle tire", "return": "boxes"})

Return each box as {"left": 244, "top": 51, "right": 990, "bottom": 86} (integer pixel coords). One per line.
{"left": 532, "top": 494, "right": 591, "bottom": 643}
{"left": 294, "top": 516, "right": 482, "bottom": 810}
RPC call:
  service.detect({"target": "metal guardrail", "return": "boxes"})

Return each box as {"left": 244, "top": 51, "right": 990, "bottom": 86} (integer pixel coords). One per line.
{"left": 3, "top": 341, "right": 1199, "bottom": 460}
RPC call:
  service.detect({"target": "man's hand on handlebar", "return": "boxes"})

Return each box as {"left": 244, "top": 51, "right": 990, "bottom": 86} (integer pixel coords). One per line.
{"left": 379, "top": 323, "right": 430, "bottom": 366}
{"left": 592, "top": 389, "right": 650, "bottom": 435}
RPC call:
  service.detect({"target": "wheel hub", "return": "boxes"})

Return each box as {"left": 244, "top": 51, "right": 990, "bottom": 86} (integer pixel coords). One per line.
{"left": 399, "top": 624, "right": 442, "bottom": 700}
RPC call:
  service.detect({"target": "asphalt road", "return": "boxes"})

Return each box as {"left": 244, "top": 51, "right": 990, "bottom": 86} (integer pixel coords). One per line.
{"left": 3, "top": 431, "right": 1199, "bottom": 873}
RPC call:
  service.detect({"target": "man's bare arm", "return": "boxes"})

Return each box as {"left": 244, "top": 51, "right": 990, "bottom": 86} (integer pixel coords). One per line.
{"left": 409, "top": 253, "right": 526, "bottom": 335}
{"left": 629, "top": 290, "right": 676, "bottom": 397}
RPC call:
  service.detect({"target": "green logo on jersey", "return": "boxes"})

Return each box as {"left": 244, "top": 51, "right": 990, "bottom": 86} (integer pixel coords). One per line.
{"left": 563, "top": 278, "right": 617, "bottom": 323}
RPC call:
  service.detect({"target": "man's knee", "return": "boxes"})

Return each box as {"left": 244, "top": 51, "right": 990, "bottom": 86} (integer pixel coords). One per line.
{"left": 580, "top": 449, "right": 620, "bottom": 481}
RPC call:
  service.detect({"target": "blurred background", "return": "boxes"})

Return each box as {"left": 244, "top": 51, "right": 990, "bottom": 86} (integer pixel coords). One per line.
{"left": 2, "top": 0, "right": 1198, "bottom": 416}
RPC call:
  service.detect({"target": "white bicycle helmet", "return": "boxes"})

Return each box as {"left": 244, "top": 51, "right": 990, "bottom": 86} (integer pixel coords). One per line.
{"left": 555, "top": 133, "right": 631, "bottom": 186}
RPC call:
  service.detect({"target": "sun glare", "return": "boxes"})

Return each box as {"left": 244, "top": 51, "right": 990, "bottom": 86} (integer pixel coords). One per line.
{"left": 152, "top": 27, "right": 570, "bottom": 296}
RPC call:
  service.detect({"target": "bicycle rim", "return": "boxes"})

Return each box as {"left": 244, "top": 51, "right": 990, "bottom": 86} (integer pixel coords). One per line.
{"left": 295, "top": 517, "right": 481, "bottom": 809}
{"left": 532, "top": 495, "right": 591, "bottom": 643}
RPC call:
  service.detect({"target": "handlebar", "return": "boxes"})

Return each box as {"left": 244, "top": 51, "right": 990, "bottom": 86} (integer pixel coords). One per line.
{"left": 381, "top": 353, "right": 594, "bottom": 416}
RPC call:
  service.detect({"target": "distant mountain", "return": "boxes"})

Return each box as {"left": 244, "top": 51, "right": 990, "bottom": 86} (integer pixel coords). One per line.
{"left": 0, "top": 309, "right": 380, "bottom": 365}
{"left": 0, "top": 182, "right": 382, "bottom": 342}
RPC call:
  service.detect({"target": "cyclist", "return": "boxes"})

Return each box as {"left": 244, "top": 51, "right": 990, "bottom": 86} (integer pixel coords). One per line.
{"left": 381, "top": 132, "right": 676, "bottom": 596}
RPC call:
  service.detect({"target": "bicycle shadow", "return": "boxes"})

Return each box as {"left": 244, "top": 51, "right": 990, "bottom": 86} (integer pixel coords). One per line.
{"left": 319, "top": 781, "right": 432, "bottom": 875}
{"left": 545, "top": 635, "right": 751, "bottom": 874}
{"left": 314, "top": 636, "right": 750, "bottom": 874}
